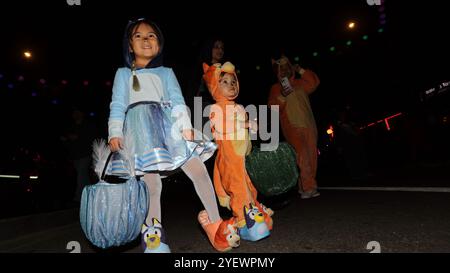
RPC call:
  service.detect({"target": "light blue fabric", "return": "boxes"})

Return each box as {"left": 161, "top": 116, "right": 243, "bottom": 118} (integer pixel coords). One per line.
{"left": 105, "top": 102, "right": 216, "bottom": 176}
{"left": 108, "top": 67, "right": 192, "bottom": 141}
{"left": 79, "top": 177, "right": 149, "bottom": 249}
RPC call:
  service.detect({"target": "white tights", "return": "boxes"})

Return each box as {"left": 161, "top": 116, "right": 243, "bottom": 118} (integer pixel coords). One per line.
{"left": 142, "top": 157, "right": 220, "bottom": 226}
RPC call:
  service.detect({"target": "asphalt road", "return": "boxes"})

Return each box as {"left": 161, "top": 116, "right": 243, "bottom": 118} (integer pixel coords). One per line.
{"left": 1, "top": 171, "right": 449, "bottom": 253}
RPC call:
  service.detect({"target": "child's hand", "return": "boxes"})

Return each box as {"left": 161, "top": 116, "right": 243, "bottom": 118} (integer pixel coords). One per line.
{"left": 109, "top": 137, "right": 123, "bottom": 152}
{"left": 248, "top": 119, "right": 258, "bottom": 134}
{"left": 182, "top": 129, "right": 194, "bottom": 141}
{"left": 294, "top": 64, "right": 306, "bottom": 75}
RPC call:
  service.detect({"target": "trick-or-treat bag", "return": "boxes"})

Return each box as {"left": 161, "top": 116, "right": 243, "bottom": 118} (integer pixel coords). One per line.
{"left": 80, "top": 139, "right": 149, "bottom": 249}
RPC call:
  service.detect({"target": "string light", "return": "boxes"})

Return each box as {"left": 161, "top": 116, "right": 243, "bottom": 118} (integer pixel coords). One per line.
{"left": 348, "top": 21, "right": 356, "bottom": 29}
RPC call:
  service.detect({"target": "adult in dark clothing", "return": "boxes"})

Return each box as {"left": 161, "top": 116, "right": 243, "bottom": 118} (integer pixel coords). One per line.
{"left": 61, "top": 108, "right": 98, "bottom": 202}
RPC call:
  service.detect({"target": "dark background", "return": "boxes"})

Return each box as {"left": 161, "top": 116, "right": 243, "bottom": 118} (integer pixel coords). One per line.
{"left": 0, "top": 0, "right": 449, "bottom": 218}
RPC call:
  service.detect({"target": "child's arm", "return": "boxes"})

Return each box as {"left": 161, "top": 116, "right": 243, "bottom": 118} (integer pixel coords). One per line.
{"left": 166, "top": 69, "right": 193, "bottom": 138}
{"left": 108, "top": 68, "right": 129, "bottom": 149}
{"left": 239, "top": 106, "right": 257, "bottom": 133}
{"left": 268, "top": 84, "right": 286, "bottom": 112}
{"left": 209, "top": 104, "right": 222, "bottom": 138}
{"left": 293, "top": 67, "right": 320, "bottom": 95}
{"left": 244, "top": 119, "right": 258, "bottom": 133}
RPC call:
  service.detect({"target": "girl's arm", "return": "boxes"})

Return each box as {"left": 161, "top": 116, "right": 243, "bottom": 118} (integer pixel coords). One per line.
{"left": 108, "top": 68, "right": 129, "bottom": 142}
{"left": 166, "top": 68, "right": 194, "bottom": 134}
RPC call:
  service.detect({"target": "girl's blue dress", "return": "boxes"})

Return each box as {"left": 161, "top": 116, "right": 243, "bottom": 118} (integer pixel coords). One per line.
{"left": 106, "top": 67, "right": 216, "bottom": 176}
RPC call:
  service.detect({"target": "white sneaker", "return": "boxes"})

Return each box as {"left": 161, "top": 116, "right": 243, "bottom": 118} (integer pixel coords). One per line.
{"left": 300, "top": 189, "right": 320, "bottom": 199}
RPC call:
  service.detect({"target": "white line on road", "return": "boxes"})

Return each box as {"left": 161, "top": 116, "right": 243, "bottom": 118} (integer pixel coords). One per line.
{"left": 318, "top": 187, "right": 450, "bottom": 193}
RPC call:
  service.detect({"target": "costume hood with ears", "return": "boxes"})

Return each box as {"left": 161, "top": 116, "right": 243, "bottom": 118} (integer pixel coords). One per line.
{"left": 271, "top": 55, "right": 295, "bottom": 80}
{"left": 202, "top": 62, "right": 240, "bottom": 102}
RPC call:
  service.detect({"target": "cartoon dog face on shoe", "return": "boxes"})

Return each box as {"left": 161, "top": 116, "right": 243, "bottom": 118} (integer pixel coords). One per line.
{"left": 244, "top": 204, "right": 265, "bottom": 228}
{"left": 141, "top": 218, "right": 170, "bottom": 253}
{"left": 214, "top": 218, "right": 240, "bottom": 249}
{"left": 239, "top": 203, "right": 270, "bottom": 241}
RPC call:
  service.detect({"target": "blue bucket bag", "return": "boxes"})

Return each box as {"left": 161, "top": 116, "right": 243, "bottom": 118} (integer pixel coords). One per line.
{"left": 80, "top": 149, "right": 149, "bottom": 249}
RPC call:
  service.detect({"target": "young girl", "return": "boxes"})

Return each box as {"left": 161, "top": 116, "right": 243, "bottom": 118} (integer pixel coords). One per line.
{"left": 202, "top": 61, "right": 274, "bottom": 241}
{"left": 107, "top": 18, "right": 240, "bottom": 253}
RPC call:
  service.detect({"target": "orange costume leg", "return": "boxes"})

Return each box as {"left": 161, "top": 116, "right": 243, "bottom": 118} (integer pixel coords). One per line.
{"left": 214, "top": 140, "right": 256, "bottom": 228}
{"left": 244, "top": 172, "right": 274, "bottom": 230}
{"left": 213, "top": 161, "right": 231, "bottom": 209}
{"left": 285, "top": 127, "right": 318, "bottom": 193}
{"left": 227, "top": 162, "right": 256, "bottom": 228}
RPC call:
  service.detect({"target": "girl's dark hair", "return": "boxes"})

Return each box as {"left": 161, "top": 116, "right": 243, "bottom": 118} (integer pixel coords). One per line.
{"left": 123, "top": 17, "right": 165, "bottom": 69}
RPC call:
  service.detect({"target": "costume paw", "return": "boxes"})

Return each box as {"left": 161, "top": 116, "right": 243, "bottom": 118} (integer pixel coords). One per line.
{"left": 218, "top": 195, "right": 231, "bottom": 210}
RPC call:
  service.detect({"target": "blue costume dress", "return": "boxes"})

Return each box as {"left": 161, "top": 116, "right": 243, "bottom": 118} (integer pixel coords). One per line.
{"left": 107, "top": 66, "right": 216, "bottom": 176}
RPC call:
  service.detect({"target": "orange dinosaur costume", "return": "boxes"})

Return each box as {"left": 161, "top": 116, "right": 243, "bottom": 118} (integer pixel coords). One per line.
{"left": 268, "top": 57, "right": 320, "bottom": 195}
{"left": 203, "top": 62, "right": 273, "bottom": 231}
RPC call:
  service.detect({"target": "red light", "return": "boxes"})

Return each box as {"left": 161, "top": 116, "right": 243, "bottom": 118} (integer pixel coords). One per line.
{"left": 326, "top": 125, "right": 334, "bottom": 138}
{"left": 385, "top": 112, "right": 402, "bottom": 120}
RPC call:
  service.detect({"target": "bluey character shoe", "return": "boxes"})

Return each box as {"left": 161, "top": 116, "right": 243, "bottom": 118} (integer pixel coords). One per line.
{"left": 141, "top": 218, "right": 171, "bottom": 253}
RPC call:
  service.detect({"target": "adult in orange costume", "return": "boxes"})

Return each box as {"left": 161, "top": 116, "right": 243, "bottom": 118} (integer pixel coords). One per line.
{"left": 202, "top": 62, "right": 273, "bottom": 240}
{"left": 268, "top": 56, "right": 321, "bottom": 199}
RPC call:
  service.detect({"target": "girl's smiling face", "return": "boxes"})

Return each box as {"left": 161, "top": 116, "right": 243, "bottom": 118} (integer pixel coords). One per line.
{"left": 130, "top": 23, "right": 160, "bottom": 66}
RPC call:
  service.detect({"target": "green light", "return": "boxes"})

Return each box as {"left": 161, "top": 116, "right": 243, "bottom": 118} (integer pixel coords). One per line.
{"left": 362, "top": 35, "right": 369, "bottom": 40}
{"left": 346, "top": 40, "right": 352, "bottom": 46}
{"left": 378, "top": 28, "right": 384, "bottom": 33}
{"left": 313, "top": 52, "right": 318, "bottom": 57}
{"left": 256, "top": 66, "right": 260, "bottom": 71}
{"left": 330, "top": 46, "right": 336, "bottom": 52}
{"left": 294, "top": 56, "right": 300, "bottom": 62}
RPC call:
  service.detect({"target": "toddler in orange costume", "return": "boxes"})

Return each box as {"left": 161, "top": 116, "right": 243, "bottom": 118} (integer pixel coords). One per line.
{"left": 203, "top": 62, "right": 273, "bottom": 241}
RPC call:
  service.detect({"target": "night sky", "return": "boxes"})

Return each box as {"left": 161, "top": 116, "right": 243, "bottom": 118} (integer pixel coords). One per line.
{"left": 0, "top": 0, "right": 448, "bottom": 139}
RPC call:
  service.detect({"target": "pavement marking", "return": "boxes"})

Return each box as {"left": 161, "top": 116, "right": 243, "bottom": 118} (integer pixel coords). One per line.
{"left": 318, "top": 187, "right": 450, "bottom": 193}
